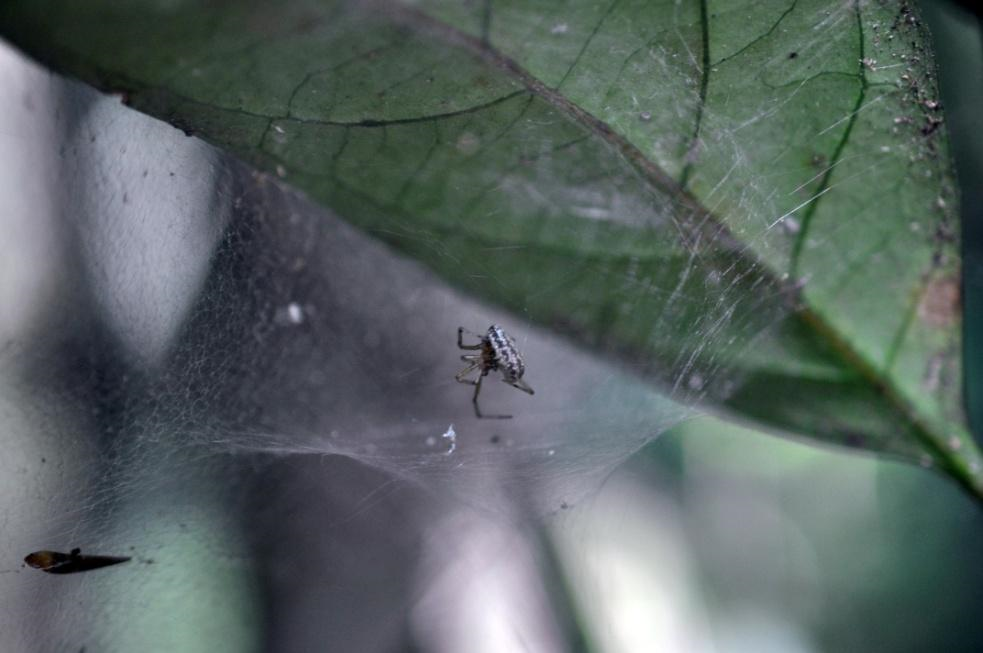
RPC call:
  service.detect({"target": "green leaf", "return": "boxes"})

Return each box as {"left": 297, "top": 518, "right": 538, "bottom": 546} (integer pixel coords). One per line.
{"left": 2, "top": 0, "right": 978, "bottom": 498}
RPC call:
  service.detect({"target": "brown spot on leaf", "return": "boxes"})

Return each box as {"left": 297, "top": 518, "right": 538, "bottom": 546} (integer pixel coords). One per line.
{"left": 918, "top": 276, "right": 960, "bottom": 328}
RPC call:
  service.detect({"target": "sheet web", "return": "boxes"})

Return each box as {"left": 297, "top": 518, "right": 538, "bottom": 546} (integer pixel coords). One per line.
{"left": 156, "top": 163, "right": 698, "bottom": 513}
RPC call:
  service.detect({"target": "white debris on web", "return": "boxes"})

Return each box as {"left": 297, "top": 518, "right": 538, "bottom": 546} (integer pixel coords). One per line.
{"left": 274, "top": 302, "right": 305, "bottom": 326}
{"left": 287, "top": 302, "right": 304, "bottom": 324}
{"left": 442, "top": 424, "right": 457, "bottom": 455}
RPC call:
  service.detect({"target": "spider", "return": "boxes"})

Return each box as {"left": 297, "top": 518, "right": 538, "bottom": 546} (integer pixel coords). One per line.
{"left": 456, "top": 325, "right": 534, "bottom": 419}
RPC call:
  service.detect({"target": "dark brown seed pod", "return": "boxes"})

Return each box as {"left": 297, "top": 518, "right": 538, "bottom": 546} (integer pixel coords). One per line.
{"left": 24, "top": 548, "right": 131, "bottom": 574}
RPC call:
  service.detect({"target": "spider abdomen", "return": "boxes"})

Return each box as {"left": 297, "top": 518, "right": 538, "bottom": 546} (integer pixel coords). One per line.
{"left": 487, "top": 324, "right": 525, "bottom": 382}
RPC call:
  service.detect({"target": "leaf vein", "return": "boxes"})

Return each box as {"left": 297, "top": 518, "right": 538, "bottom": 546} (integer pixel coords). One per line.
{"left": 555, "top": 0, "right": 622, "bottom": 90}
{"left": 678, "top": 0, "right": 711, "bottom": 189}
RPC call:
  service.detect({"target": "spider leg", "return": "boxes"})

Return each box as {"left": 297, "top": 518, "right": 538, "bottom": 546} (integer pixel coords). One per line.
{"left": 471, "top": 374, "right": 512, "bottom": 419}
{"left": 457, "top": 327, "right": 482, "bottom": 350}
{"left": 455, "top": 361, "right": 480, "bottom": 382}
{"left": 460, "top": 354, "right": 480, "bottom": 362}
{"left": 505, "top": 378, "right": 535, "bottom": 395}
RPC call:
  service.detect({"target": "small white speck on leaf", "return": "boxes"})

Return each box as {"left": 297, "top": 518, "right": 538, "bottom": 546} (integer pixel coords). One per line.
{"left": 551, "top": 23, "right": 568, "bottom": 34}
{"left": 455, "top": 132, "right": 480, "bottom": 155}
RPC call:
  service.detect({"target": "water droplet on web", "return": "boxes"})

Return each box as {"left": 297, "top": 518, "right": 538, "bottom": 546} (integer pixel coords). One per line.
{"left": 687, "top": 373, "right": 704, "bottom": 391}
{"left": 782, "top": 217, "right": 800, "bottom": 235}
{"left": 425, "top": 436, "right": 437, "bottom": 447}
